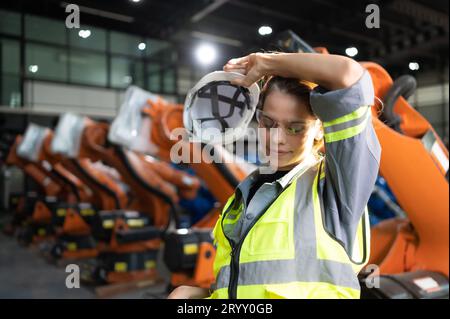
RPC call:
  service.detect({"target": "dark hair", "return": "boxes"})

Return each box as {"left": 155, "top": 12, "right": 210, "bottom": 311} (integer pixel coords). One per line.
{"left": 257, "top": 76, "right": 324, "bottom": 153}
{"left": 258, "top": 76, "right": 316, "bottom": 113}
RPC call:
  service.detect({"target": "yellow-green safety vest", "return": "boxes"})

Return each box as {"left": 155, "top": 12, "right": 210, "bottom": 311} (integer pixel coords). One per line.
{"left": 209, "top": 157, "right": 370, "bottom": 299}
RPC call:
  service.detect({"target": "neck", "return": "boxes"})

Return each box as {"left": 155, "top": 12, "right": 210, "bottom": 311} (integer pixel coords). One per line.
{"left": 276, "top": 153, "right": 316, "bottom": 171}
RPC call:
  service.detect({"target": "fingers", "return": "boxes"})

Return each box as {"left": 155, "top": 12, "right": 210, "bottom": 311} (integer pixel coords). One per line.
{"left": 227, "top": 55, "right": 250, "bottom": 65}
{"left": 223, "top": 66, "right": 247, "bottom": 75}
{"left": 224, "top": 61, "right": 248, "bottom": 69}
{"left": 223, "top": 63, "right": 247, "bottom": 71}
{"left": 223, "top": 55, "right": 249, "bottom": 72}
{"left": 223, "top": 63, "right": 249, "bottom": 84}
{"left": 223, "top": 62, "right": 247, "bottom": 72}
{"left": 167, "top": 286, "right": 186, "bottom": 299}
{"left": 224, "top": 53, "right": 262, "bottom": 87}
{"left": 230, "top": 69, "right": 260, "bottom": 87}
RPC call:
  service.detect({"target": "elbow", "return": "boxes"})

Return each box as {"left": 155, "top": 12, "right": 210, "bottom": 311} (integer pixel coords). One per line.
{"left": 337, "top": 58, "right": 364, "bottom": 89}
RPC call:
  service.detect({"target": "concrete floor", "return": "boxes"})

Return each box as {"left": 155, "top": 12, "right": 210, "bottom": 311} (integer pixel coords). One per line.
{"left": 0, "top": 213, "right": 170, "bottom": 299}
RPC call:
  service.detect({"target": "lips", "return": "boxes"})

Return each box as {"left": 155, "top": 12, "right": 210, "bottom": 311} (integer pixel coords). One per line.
{"left": 269, "top": 148, "right": 291, "bottom": 155}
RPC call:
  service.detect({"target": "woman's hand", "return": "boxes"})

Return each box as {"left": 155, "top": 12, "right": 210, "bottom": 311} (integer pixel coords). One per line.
{"left": 167, "top": 285, "right": 210, "bottom": 299}
{"left": 224, "top": 52, "right": 364, "bottom": 91}
{"left": 223, "top": 53, "right": 273, "bottom": 88}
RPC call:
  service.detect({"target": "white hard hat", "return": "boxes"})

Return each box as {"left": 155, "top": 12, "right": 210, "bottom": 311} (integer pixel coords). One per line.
{"left": 17, "top": 124, "right": 50, "bottom": 162}
{"left": 108, "top": 86, "right": 160, "bottom": 155}
{"left": 183, "top": 71, "right": 260, "bottom": 145}
{"left": 51, "top": 113, "right": 86, "bottom": 158}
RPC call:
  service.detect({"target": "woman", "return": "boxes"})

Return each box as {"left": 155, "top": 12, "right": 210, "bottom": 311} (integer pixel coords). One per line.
{"left": 168, "top": 52, "right": 381, "bottom": 299}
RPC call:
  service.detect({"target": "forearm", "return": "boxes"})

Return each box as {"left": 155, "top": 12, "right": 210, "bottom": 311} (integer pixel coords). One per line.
{"left": 263, "top": 52, "right": 364, "bottom": 90}
{"left": 167, "top": 285, "right": 210, "bottom": 299}
{"left": 189, "top": 287, "right": 210, "bottom": 299}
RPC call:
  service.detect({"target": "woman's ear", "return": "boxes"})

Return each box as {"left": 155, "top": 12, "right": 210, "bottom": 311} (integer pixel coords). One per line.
{"left": 314, "top": 120, "right": 323, "bottom": 141}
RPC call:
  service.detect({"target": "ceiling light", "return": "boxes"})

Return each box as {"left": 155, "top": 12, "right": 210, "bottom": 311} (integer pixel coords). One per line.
{"left": 28, "top": 65, "right": 38, "bottom": 73}
{"left": 78, "top": 29, "right": 91, "bottom": 39}
{"left": 409, "top": 62, "right": 420, "bottom": 71}
{"left": 258, "top": 26, "right": 272, "bottom": 36}
{"left": 138, "top": 42, "right": 146, "bottom": 50}
{"left": 345, "top": 47, "right": 358, "bottom": 57}
{"left": 195, "top": 43, "right": 217, "bottom": 66}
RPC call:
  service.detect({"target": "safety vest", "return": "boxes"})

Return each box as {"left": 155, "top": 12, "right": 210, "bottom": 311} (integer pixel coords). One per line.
{"left": 209, "top": 157, "right": 370, "bottom": 299}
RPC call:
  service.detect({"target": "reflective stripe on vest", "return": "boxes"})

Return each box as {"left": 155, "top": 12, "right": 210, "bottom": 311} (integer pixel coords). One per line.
{"left": 210, "top": 159, "right": 370, "bottom": 299}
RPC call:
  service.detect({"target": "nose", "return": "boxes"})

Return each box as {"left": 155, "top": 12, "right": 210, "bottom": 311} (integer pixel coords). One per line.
{"left": 270, "top": 127, "right": 286, "bottom": 145}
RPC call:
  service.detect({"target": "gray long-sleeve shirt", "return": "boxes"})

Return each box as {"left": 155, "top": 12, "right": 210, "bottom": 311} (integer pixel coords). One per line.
{"left": 223, "top": 70, "right": 381, "bottom": 255}
{"left": 311, "top": 70, "right": 381, "bottom": 253}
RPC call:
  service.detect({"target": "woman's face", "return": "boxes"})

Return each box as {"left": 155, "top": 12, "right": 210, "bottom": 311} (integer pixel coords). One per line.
{"left": 258, "top": 90, "right": 319, "bottom": 171}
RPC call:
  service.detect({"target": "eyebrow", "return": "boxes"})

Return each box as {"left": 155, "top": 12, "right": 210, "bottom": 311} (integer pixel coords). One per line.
{"left": 288, "top": 120, "right": 309, "bottom": 125}
{"left": 260, "top": 112, "right": 309, "bottom": 125}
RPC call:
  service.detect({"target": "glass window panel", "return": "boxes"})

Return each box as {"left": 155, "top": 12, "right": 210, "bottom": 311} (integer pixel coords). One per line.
{"left": 0, "top": 10, "right": 21, "bottom": 36}
{"left": 0, "top": 75, "right": 21, "bottom": 107}
{"left": 147, "top": 63, "right": 161, "bottom": 93}
{"left": 176, "top": 66, "right": 192, "bottom": 95}
{"left": 69, "top": 50, "right": 107, "bottom": 86}
{"left": 111, "top": 56, "right": 144, "bottom": 88}
{"left": 110, "top": 31, "right": 144, "bottom": 57}
{"left": 145, "top": 38, "right": 170, "bottom": 58}
{"left": 69, "top": 25, "right": 106, "bottom": 51}
{"left": 1, "top": 39, "right": 20, "bottom": 75}
{"left": 25, "top": 15, "right": 66, "bottom": 45}
{"left": 26, "top": 43, "right": 67, "bottom": 81}
{"left": 163, "top": 68, "right": 176, "bottom": 94}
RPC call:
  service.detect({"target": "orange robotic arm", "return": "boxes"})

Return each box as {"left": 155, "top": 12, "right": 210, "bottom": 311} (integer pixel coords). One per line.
{"left": 363, "top": 62, "right": 449, "bottom": 278}
{"left": 41, "top": 132, "right": 92, "bottom": 201}
{"left": 80, "top": 120, "right": 201, "bottom": 227}
{"left": 144, "top": 100, "right": 248, "bottom": 197}
{"left": 6, "top": 135, "right": 61, "bottom": 197}
{"left": 142, "top": 99, "right": 251, "bottom": 228}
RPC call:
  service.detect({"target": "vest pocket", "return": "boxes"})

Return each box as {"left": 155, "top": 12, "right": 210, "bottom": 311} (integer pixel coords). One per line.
{"left": 264, "top": 283, "right": 358, "bottom": 299}
{"left": 263, "top": 283, "right": 309, "bottom": 299}
{"left": 264, "top": 285, "right": 290, "bottom": 299}
{"left": 249, "top": 219, "right": 292, "bottom": 258}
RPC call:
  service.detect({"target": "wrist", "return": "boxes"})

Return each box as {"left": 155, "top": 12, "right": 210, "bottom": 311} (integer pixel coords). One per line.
{"left": 262, "top": 52, "right": 295, "bottom": 78}
{"left": 260, "top": 53, "right": 279, "bottom": 76}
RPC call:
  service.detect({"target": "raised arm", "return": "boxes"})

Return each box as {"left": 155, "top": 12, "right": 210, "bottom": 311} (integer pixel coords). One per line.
{"left": 224, "top": 51, "right": 381, "bottom": 252}
{"left": 223, "top": 52, "right": 364, "bottom": 90}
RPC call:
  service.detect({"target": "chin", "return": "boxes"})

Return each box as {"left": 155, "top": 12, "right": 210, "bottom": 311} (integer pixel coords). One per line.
{"left": 269, "top": 158, "right": 293, "bottom": 170}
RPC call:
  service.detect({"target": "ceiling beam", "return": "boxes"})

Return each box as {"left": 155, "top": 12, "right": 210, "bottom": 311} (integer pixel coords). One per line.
{"left": 372, "top": 34, "right": 448, "bottom": 66}
{"left": 389, "top": 0, "right": 449, "bottom": 32}
{"left": 191, "top": 0, "right": 230, "bottom": 23}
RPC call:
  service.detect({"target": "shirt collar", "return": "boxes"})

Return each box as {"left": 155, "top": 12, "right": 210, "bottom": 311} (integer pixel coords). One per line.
{"left": 276, "top": 154, "right": 323, "bottom": 188}
{"left": 233, "top": 153, "right": 323, "bottom": 206}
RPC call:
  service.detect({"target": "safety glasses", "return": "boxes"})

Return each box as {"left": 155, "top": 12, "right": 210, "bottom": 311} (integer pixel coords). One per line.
{"left": 255, "top": 109, "right": 314, "bottom": 136}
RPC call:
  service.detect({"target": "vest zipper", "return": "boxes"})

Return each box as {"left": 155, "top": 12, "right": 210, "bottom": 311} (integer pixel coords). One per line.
{"left": 220, "top": 211, "right": 238, "bottom": 299}
{"left": 220, "top": 161, "right": 319, "bottom": 299}
{"left": 228, "top": 245, "right": 238, "bottom": 299}
{"left": 222, "top": 197, "right": 280, "bottom": 299}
